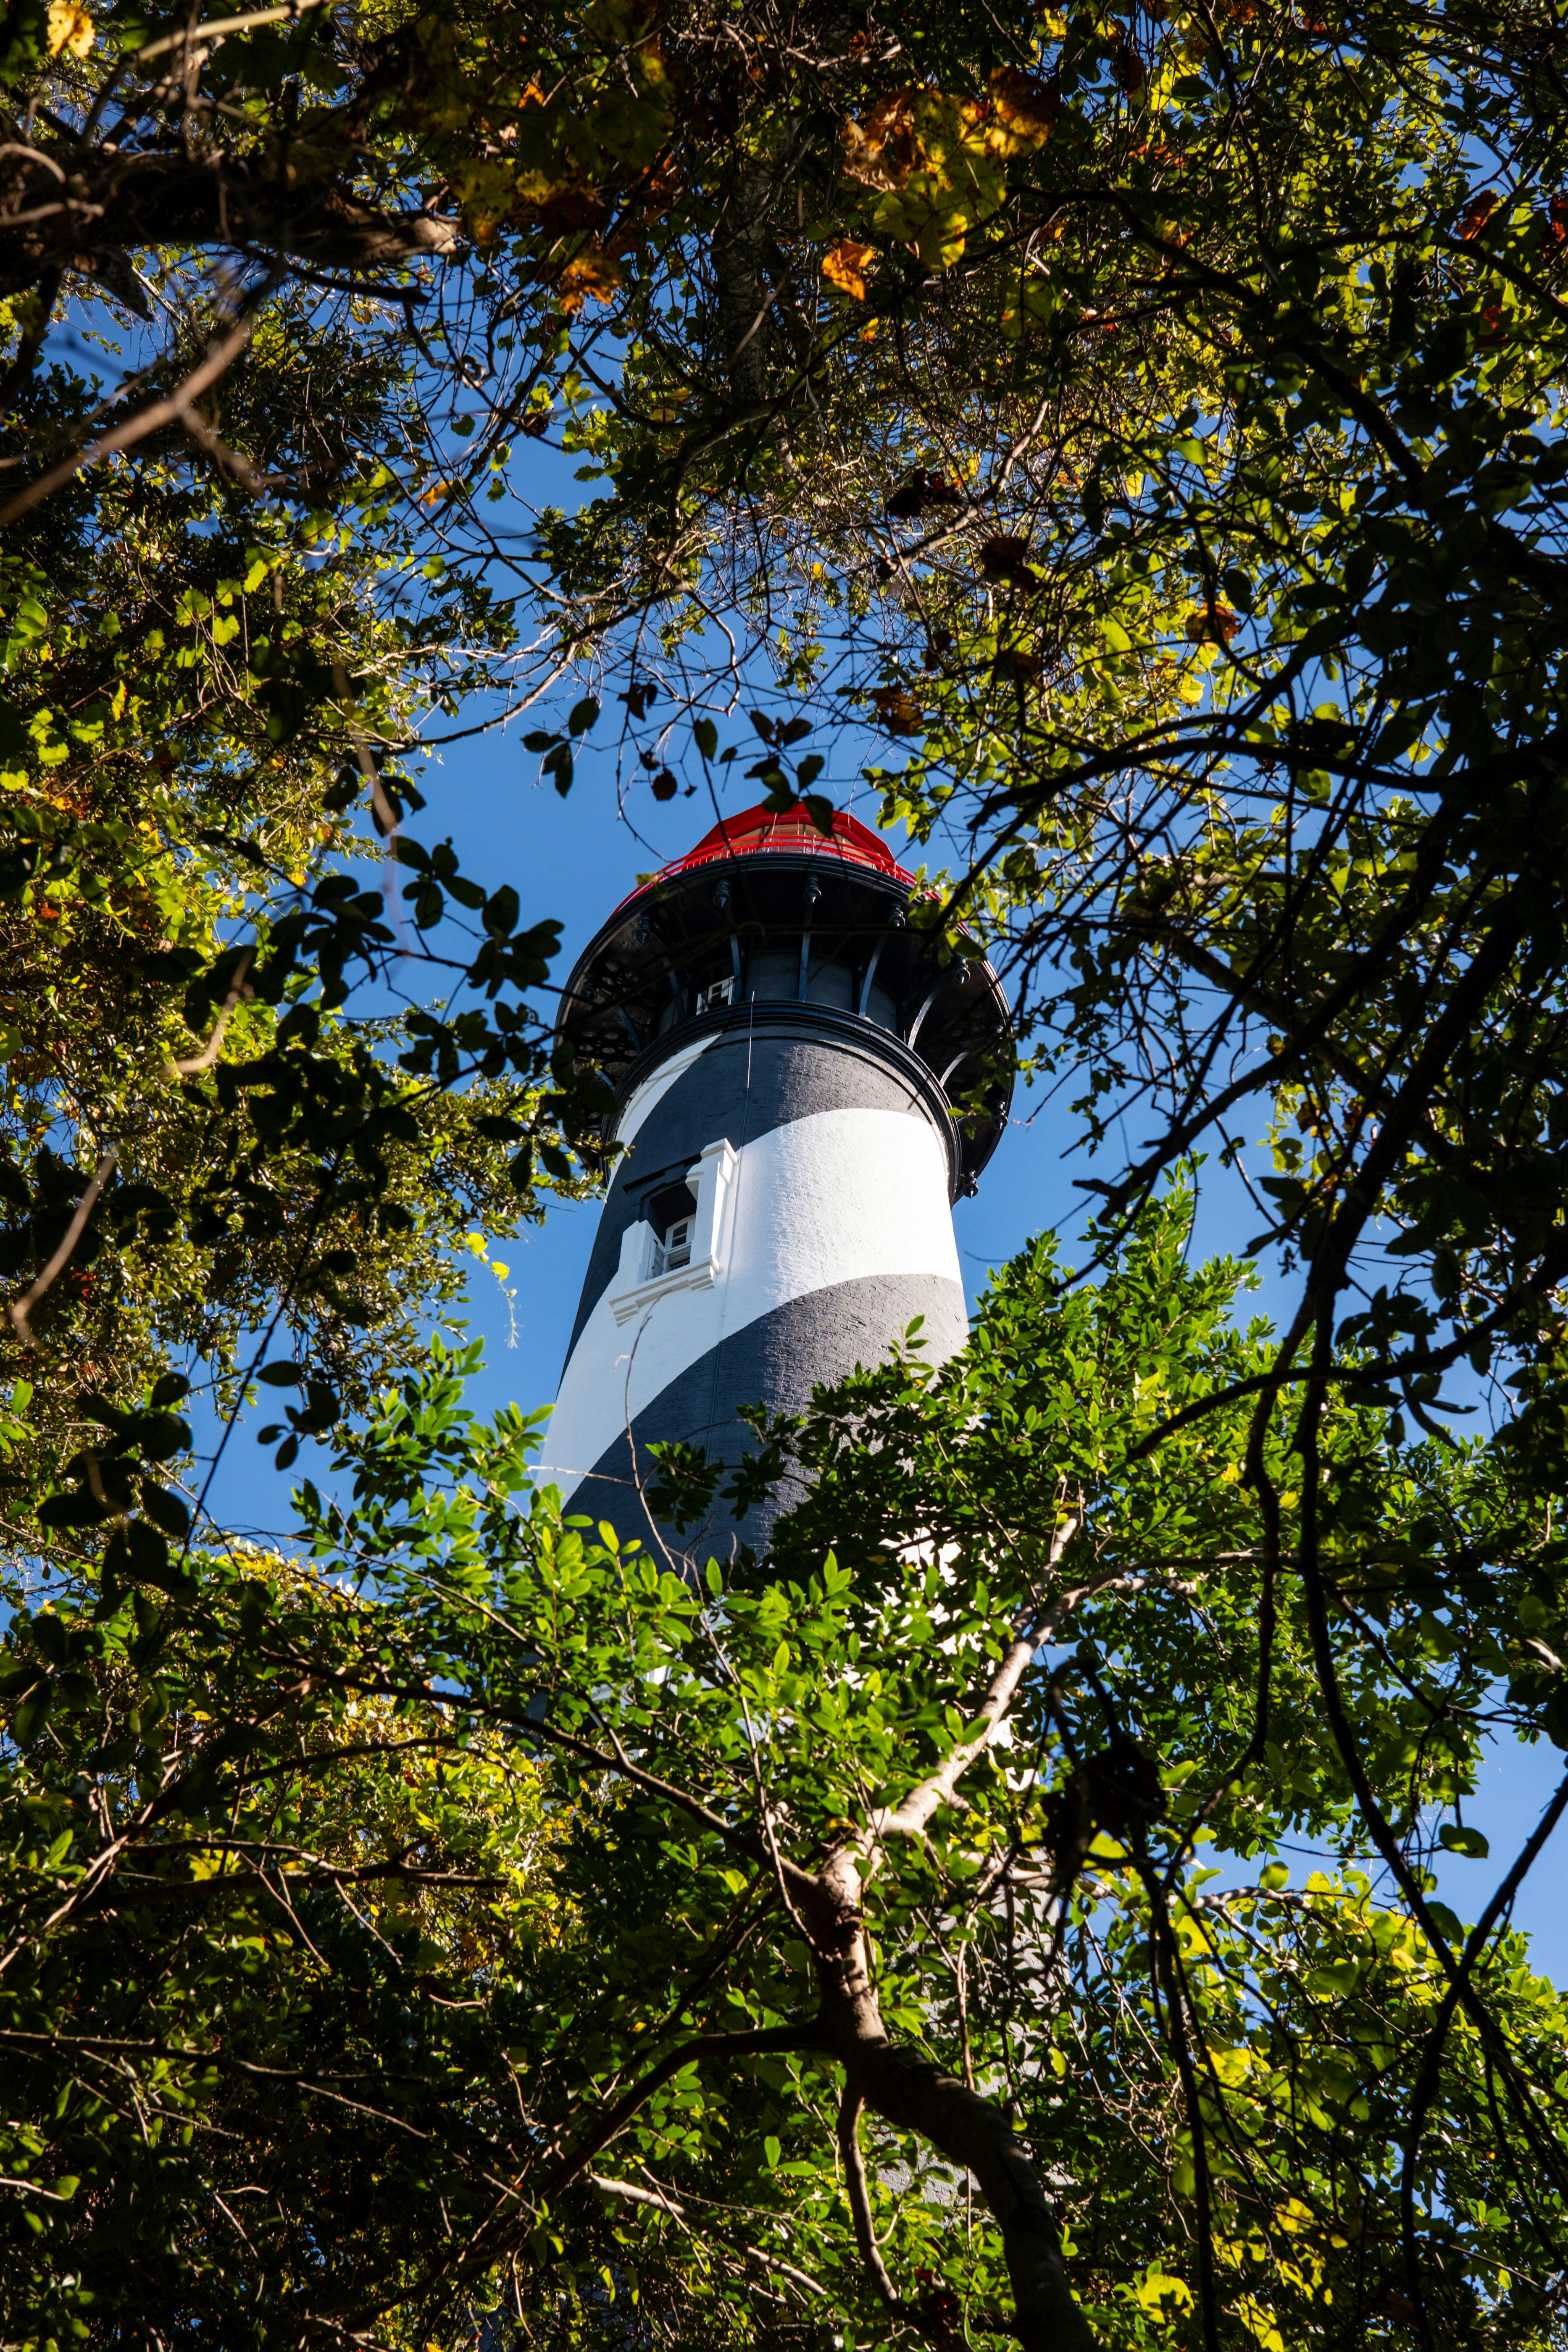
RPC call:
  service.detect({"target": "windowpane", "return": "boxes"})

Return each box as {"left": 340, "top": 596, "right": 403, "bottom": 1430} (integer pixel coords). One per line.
{"left": 654, "top": 1215, "right": 693, "bottom": 1275}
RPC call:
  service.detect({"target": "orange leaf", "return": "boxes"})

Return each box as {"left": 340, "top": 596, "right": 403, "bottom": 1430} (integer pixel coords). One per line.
{"left": 1460, "top": 191, "right": 1499, "bottom": 242}
{"left": 557, "top": 245, "right": 624, "bottom": 314}
{"left": 1184, "top": 605, "right": 1239, "bottom": 645}
{"left": 823, "top": 239, "right": 875, "bottom": 300}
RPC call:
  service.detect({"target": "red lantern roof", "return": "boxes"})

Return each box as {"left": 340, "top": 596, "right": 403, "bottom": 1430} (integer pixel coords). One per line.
{"left": 618, "top": 802, "right": 913, "bottom": 909}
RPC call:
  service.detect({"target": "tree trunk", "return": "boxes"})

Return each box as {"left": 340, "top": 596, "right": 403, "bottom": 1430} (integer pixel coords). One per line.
{"left": 711, "top": 163, "right": 775, "bottom": 408}
{"left": 810, "top": 1852, "right": 1100, "bottom": 2351}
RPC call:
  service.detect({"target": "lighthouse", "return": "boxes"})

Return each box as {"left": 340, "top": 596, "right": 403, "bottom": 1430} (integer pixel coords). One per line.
{"left": 542, "top": 802, "right": 1013, "bottom": 1557}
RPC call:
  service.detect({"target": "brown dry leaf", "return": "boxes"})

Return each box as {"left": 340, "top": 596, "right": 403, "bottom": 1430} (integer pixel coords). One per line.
{"left": 822, "top": 238, "right": 875, "bottom": 300}
{"left": 841, "top": 91, "right": 925, "bottom": 192}
{"left": 979, "top": 534, "right": 1037, "bottom": 589}
{"left": 869, "top": 684, "right": 925, "bottom": 733}
{"left": 1184, "top": 605, "right": 1239, "bottom": 645}
{"left": 984, "top": 67, "right": 1061, "bottom": 156}
{"left": 530, "top": 187, "right": 606, "bottom": 237}
{"left": 1110, "top": 31, "right": 1147, "bottom": 92}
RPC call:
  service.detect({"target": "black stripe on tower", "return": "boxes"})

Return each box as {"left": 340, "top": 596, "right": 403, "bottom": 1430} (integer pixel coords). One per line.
{"left": 564, "top": 1007, "right": 961, "bottom": 1361}
{"left": 565, "top": 1271, "right": 967, "bottom": 1562}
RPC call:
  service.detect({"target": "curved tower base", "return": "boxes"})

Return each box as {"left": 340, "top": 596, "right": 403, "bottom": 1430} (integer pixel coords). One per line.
{"left": 542, "top": 1012, "right": 968, "bottom": 1560}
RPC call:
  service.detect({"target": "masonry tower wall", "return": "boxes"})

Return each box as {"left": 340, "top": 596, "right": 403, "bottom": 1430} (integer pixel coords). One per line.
{"left": 542, "top": 806, "right": 1013, "bottom": 1559}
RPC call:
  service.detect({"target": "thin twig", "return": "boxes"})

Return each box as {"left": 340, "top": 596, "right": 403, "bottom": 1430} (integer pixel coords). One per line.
{"left": 131, "top": 0, "right": 331, "bottom": 64}
{"left": 0, "top": 291, "right": 274, "bottom": 530}
{"left": 9, "top": 1149, "right": 116, "bottom": 1345}
{"left": 166, "top": 947, "right": 255, "bottom": 1076}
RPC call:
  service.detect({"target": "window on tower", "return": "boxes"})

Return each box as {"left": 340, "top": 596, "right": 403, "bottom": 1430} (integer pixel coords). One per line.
{"left": 697, "top": 976, "right": 734, "bottom": 1014}
{"left": 652, "top": 1213, "right": 693, "bottom": 1275}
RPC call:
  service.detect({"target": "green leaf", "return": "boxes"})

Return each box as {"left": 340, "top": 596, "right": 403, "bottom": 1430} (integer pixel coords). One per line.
{"left": 484, "top": 886, "right": 521, "bottom": 939}
{"left": 140, "top": 1481, "right": 191, "bottom": 1539}
{"left": 1438, "top": 1823, "right": 1489, "bottom": 1860}
{"left": 12, "top": 1678, "right": 51, "bottom": 1744}
{"left": 125, "top": 1520, "right": 174, "bottom": 1589}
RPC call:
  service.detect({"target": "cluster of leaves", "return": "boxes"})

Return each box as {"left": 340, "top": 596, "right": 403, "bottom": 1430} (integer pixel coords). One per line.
{"left": 0, "top": 1526, "right": 576, "bottom": 2347}
{"left": 8, "top": 1205, "right": 1562, "bottom": 2347}
{"left": 0, "top": 266, "right": 622, "bottom": 1566}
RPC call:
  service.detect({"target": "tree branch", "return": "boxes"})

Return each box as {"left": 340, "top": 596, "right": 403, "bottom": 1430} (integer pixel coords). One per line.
{"left": 0, "top": 297, "right": 268, "bottom": 528}
{"left": 8, "top": 1148, "right": 115, "bottom": 1343}
{"left": 871, "top": 1509, "right": 1082, "bottom": 1843}
{"left": 841, "top": 2037, "right": 1099, "bottom": 2352}
{"left": 837, "top": 2083, "right": 902, "bottom": 2310}
{"left": 538, "top": 2024, "right": 823, "bottom": 2204}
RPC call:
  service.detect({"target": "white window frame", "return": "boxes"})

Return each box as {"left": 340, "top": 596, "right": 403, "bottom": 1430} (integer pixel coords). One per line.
{"left": 610, "top": 1139, "right": 738, "bottom": 1324}
{"left": 652, "top": 1213, "right": 693, "bottom": 1276}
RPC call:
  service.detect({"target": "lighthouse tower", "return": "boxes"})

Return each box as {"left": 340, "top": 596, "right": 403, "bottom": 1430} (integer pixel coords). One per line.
{"left": 542, "top": 802, "right": 1013, "bottom": 1557}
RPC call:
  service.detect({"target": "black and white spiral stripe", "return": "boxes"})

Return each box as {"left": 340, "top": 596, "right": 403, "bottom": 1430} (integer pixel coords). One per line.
{"left": 542, "top": 1008, "right": 968, "bottom": 1556}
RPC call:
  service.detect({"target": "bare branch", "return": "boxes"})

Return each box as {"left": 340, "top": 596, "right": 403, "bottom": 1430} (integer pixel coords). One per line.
{"left": 8, "top": 1148, "right": 116, "bottom": 1345}
{"left": 131, "top": 0, "right": 332, "bottom": 63}
{"left": 837, "top": 2084, "right": 902, "bottom": 2310}
{"left": 871, "top": 1509, "right": 1083, "bottom": 1843}
{"left": 0, "top": 297, "right": 270, "bottom": 529}
{"left": 166, "top": 947, "right": 255, "bottom": 1076}
{"left": 587, "top": 2175, "right": 828, "bottom": 2297}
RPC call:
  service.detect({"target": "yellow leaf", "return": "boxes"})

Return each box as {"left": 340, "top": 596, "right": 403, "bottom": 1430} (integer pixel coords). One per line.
{"left": 1237, "top": 2296, "right": 1286, "bottom": 2352}
{"left": 47, "top": 0, "right": 94, "bottom": 56}
{"left": 822, "top": 239, "right": 874, "bottom": 300}
{"left": 1134, "top": 2269, "right": 1194, "bottom": 2314}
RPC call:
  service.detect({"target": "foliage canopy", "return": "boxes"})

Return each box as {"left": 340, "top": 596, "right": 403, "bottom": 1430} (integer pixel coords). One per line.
{"left": 4, "top": 0, "right": 1568, "bottom": 2346}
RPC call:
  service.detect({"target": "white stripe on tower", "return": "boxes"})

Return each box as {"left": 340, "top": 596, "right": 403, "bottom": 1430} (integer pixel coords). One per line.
{"left": 540, "top": 1097, "right": 961, "bottom": 1500}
